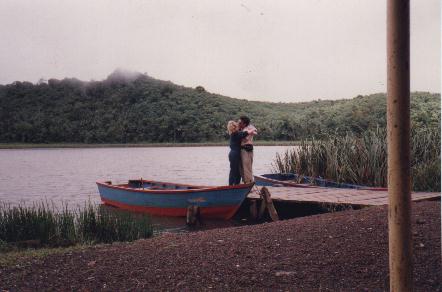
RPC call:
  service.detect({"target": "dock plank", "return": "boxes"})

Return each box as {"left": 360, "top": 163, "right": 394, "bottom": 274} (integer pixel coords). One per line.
{"left": 248, "top": 186, "right": 440, "bottom": 207}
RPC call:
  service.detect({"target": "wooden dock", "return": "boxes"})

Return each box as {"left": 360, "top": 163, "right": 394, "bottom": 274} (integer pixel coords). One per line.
{"left": 248, "top": 186, "right": 440, "bottom": 207}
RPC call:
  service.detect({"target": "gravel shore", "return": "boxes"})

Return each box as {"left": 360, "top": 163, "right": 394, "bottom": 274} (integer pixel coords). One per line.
{"left": 1, "top": 201, "right": 440, "bottom": 291}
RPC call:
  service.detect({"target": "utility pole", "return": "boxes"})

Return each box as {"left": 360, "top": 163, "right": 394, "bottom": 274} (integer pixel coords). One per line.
{"left": 387, "top": 0, "right": 412, "bottom": 291}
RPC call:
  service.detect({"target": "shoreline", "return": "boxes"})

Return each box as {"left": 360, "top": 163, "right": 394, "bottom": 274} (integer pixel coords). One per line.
{"left": 0, "top": 141, "right": 299, "bottom": 150}
{"left": 1, "top": 201, "right": 439, "bottom": 290}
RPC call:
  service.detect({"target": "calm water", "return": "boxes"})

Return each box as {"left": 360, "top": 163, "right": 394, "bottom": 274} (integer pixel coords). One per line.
{"left": 0, "top": 146, "right": 291, "bottom": 207}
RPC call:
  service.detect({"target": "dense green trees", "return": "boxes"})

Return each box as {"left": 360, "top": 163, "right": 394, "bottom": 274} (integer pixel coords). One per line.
{"left": 0, "top": 71, "right": 439, "bottom": 143}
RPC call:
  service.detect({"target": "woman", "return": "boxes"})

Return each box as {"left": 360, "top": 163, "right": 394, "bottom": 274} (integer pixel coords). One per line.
{"left": 227, "top": 121, "right": 253, "bottom": 185}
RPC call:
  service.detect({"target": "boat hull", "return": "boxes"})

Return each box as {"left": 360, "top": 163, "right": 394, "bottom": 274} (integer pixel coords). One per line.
{"left": 101, "top": 197, "right": 240, "bottom": 219}
{"left": 254, "top": 174, "right": 317, "bottom": 188}
{"left": 97, "top": 181, "right": 254, "bottom": 220}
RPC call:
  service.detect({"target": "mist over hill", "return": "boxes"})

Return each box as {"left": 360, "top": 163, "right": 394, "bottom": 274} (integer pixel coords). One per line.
{"left": 0, "top": 70, "right": 439, "bottom": 143}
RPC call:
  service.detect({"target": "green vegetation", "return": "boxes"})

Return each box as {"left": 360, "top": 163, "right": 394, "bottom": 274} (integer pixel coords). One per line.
{"left": 0, "top": 202, "right": 153, "bottom": 249}
{"left": 273, "top": 127, "right": 441, "bottom": 191}
{"left": 0, "top": 69, "right": 439, "bottom": 143}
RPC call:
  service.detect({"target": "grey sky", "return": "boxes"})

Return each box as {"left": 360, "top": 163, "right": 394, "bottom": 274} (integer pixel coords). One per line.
{"left": 0, "top": 0, "right": 439, "bottom": 102}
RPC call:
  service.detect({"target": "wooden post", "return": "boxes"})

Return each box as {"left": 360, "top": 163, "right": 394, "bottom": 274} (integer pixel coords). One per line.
{"left": 260, "top": 187, "right": 279, "bottom": 221}
{"left": 387, "top": 0, "right": 413, "bottom": 290}
{"left": 249, "top": 199, "right": 258, "bottom": 220}
{"left": 186, "top": 205, "right": 200, "bottom": 226}
{"left": 258, "top": 196, "right": 267, "bottom": 219}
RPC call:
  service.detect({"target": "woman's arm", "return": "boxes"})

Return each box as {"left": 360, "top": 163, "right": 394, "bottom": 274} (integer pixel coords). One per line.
{"left": 237, "top": 131, "right": 249, "bottom": 139}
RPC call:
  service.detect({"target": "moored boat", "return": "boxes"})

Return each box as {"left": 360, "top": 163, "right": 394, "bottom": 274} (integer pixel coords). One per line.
{"left": 254, "top": 173, "right": 387, "bottom": 191}
{"left": 96, "top": 179, "right": 254, "bottom": 220}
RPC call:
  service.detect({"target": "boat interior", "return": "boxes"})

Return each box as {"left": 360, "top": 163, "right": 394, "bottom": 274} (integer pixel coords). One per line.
{"left": 105, "top": 179, "right": 206, "bottom": 190}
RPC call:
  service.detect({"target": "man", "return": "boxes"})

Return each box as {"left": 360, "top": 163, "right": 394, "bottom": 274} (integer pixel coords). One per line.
{"left": 238, "top": 116, "right": 257, "bottom": 184}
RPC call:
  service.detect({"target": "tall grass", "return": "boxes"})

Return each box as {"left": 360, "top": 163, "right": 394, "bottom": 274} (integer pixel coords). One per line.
{"left": 0, "top": 202, "right": 153, "bottom": 248}
{"left": 273, "top": 127, "right": 440, "bottom": 191}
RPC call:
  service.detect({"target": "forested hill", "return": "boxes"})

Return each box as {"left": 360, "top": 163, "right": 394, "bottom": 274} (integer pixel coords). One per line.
{"left": 0, "top": 70, "right": 440, "bottom": 143}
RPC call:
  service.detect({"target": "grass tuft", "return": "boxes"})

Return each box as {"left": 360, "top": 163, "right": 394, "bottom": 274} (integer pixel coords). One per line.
{"left": 0, "top": 202, "right": 153, "bottom": 249}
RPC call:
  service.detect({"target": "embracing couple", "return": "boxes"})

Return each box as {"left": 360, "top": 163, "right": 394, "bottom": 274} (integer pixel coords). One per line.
{"left": 227, "top": 116, "right": 257, "bottom": 185}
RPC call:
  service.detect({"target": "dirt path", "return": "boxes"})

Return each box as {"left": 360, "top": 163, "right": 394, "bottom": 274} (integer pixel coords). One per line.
{"left": 1, "top": 201, "right": 440, "bottom": 291}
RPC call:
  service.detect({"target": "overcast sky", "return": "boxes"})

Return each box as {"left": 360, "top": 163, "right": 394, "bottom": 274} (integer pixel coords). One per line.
{"left": 0, "top": 0, "right": 439, "bottom": 102}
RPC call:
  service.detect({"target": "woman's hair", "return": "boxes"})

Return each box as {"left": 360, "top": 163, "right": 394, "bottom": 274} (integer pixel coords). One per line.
{"left": 227, "top": 120, "right": 239, "bottom": 135}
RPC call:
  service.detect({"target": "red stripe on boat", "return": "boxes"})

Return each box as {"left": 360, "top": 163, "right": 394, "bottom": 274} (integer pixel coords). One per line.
{"left": 101, "top": 197, "right": 241, "bottom": 220}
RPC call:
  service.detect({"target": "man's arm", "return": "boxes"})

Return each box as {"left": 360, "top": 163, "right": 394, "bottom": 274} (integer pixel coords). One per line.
{"left": 241, "top": 125, "right": 257, "bottom": 145}
{"left": 247, "top": 125, "right": 257, "bottom": 136}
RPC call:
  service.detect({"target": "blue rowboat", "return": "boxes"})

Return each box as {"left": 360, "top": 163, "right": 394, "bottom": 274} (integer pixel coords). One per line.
{"left": 96, "top": 179, "right": 254, "bottom": 219}
{"left": 254, "top": 173, "right": 387, "bottom": 191}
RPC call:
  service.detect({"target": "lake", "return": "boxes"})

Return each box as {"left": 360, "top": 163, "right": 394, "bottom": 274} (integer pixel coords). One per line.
{"left": 0, "top": 146, "right": 292, "bottom": 207}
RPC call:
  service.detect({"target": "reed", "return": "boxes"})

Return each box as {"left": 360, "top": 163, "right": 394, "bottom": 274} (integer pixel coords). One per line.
{"left": 0, "top": 202, "right": 153, "bottom": 249}
{"left": 78, "top": 204, "right": 152, "bottom": 243}
{"left": 273, "top": 127, "right": 440, "bottom": 191}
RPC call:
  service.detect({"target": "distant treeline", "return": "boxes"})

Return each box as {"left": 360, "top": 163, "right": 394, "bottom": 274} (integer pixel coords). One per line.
{"left": 0, "top": 70, "right": 440, "bottom": 143}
